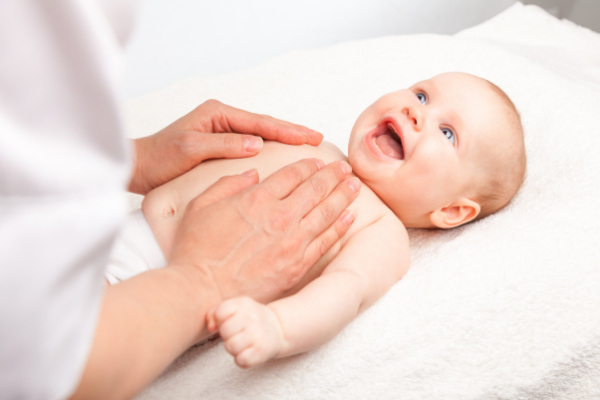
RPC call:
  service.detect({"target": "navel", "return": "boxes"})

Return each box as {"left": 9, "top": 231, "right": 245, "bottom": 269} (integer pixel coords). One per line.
{"left": 162, "top": 204, "right": 176, "bottom": 218}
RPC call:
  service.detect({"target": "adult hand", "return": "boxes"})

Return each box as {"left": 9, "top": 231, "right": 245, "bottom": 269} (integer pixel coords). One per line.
{"left": 71, "top": 159, "right": 359, "bottom": 400}
{"left": 169, "top": 158, "right": 361, "bottom": 308}
{"left": 128, "top": 99, "right": 324, "bottom": 194}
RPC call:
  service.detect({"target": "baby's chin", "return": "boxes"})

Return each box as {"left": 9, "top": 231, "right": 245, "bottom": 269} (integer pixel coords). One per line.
{"left": 347, "top": 153, "right": 369, "bottom": 181}
{"left": 347, "top": 148, "right": 387, "bottom": 183}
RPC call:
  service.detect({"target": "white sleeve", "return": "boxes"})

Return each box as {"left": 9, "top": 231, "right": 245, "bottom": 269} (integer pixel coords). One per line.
{"left": 0, "top": 1, "right": 138, "bottom": 399}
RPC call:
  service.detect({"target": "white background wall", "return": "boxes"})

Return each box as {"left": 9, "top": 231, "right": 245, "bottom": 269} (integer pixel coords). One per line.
{"left": 123, "top": 0, "right": 599, "bottom": 99}
{"left": 524, "top": 0, "right": 600, "bottom": 29}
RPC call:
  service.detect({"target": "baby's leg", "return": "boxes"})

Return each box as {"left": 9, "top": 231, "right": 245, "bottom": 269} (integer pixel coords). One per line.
{"left": 105, "top": 209, "right": 167, "bottom": 284}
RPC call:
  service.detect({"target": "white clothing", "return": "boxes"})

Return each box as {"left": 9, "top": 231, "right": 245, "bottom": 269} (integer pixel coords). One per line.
{"left": 105, "top": 209, "right": 167, "bottom": 284}
{"left": 0, "top": 1, "right": 139, "bottom": 399}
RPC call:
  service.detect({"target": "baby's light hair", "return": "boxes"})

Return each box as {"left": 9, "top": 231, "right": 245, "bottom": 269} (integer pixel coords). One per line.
{"left": 473, "top": 80, "right": 526, "bottom": 220}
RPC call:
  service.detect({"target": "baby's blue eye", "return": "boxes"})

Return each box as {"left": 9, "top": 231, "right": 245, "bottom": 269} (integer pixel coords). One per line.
{"left": 441, "top": 128, "right": 455, "bottom": 145}
{"left": 416, "top": 93, "right": 427, "bottom": 105}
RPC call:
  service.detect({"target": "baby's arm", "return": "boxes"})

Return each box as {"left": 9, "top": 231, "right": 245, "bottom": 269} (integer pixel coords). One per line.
{"left": 209, "top": 213, "right": 409, "bottom": 368}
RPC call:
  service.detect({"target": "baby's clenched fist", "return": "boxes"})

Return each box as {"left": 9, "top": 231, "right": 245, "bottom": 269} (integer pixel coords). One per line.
{"left": 207, "top": 297, "right": 285, "bottom": 368}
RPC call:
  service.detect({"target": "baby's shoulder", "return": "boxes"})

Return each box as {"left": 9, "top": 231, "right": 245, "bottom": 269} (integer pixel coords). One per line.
{"left": 342, "top": 181, "right": 406, "bottom": 245}
{"left": 323, "top": 182, "right": 409, "bottom": 297}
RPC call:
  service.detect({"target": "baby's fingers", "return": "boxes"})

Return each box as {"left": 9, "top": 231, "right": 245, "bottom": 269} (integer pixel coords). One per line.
{"left": 206, "top": 307, "right": 218, "bottom": 333}
{"left": 207, "top": 298, "right": 239, "bottom": 333}
{"left": 215, "top": 298, "right": 252, "bottom": 339}
{"left": 235, "top": 347, "right": 264, "bottom": 369}
{"left": 224, "top": 332, "right": 253, "bottom": 356}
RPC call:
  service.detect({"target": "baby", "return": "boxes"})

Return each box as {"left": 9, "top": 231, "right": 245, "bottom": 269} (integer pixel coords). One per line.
{"left": 107, "top": 72, "right": 526, "bottom": 368}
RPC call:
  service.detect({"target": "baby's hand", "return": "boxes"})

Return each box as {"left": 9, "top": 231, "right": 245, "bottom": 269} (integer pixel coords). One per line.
{"left": 207, "top": 297, "right": 284, "bottom": 368}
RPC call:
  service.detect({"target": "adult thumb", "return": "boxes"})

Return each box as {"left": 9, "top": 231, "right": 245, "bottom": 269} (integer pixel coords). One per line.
{"left": 189, "top": 169, "right": 259, "bottom": 211}
{"left": 199, "top": 133, "right": 264, "bottom": 160}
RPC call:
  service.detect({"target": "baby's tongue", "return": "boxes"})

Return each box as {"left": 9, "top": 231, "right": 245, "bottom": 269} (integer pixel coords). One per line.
{"left": 375, "top": 134, "right": 402, "bottom": 159}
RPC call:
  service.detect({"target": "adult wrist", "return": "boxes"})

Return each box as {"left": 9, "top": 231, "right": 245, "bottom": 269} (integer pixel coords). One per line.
{"left": 167, "top": 261, "right": 224, "bottom": 342}
{"left": 128, "top": 138, "right": 149, "bottom": 195}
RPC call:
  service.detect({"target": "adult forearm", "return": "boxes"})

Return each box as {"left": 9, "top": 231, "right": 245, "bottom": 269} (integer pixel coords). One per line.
{"left": 70, "top": 264, "right": 219, "bottom": 400}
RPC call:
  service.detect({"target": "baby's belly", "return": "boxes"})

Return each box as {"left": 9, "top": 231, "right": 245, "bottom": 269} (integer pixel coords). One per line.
{"left": 142, "top": 140, "right": 350, "bottom": 294}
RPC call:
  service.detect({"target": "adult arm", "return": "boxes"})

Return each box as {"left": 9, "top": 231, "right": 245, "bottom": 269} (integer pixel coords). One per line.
{"left": 129, "top": 99, "right": 324, "bottom": 195}
{"left": 70, "top": 159, "right": 360, "bottom": 400}
{"left": 1, "top": 2, "right": 329, "bottom": 399}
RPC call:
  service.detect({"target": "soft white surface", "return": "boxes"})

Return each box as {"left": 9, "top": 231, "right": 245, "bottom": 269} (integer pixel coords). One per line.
{"left": 126, "top": 3, "right": 600, "bottom": 399}
{"left": 105, "top": 209, "right": 167, "bottom": 284}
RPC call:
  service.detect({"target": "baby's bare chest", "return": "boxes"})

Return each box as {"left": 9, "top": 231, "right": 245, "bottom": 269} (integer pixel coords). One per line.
{"left": 167, "top": 141, "right": 349, "bottom": 200}
{"left": 143, "top": 141, "right": 349, "bottom": 223}
{"left": 142, "top": 141, "right": 392, "bottom": 292}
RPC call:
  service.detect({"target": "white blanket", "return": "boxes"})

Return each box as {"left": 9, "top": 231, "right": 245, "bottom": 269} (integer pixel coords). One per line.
{"left": 126, "top": 3, "right": 600, "bottom": 399}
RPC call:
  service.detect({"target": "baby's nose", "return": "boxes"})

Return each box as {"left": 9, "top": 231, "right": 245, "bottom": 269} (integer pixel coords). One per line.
{"left": 404, "top": 107, "right": 423, "bottom": 132}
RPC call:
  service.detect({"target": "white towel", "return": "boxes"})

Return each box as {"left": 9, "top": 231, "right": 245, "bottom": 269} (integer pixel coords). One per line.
{"left": 105, "top": 209, "right": 166, "bottom": 284}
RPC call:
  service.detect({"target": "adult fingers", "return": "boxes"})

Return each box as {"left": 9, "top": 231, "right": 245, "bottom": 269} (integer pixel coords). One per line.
{"left": 301, "top": 177, "right": 361, "bottom": 238}
{"left": 303, "top": 209, "right": 356, "bottom": 269}
{"left": 181, "top": 131, "right": 265, "bottom": 161}
{"left": 257, "top": 114, "right": 323, "bottom": 146}
{"left": 189, "top": 170, "right": 259, "bottom": 212}
{"left": 199, "top": 100, "right": 323, "bottom": 146}
{"left": 283, "top": 161, "right": 352, "bottom": 218}
{"left": 258, "top": 158, "right": 325, "bottom": 200}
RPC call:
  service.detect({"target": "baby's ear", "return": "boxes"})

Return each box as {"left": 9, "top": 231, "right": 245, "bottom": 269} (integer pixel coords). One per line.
{"left": 429, "top": 198, "right": 481, "bottom": 229}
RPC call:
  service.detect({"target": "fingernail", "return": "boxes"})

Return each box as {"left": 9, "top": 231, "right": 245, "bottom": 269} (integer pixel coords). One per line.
{"left": 243, "top": 136, "right": 263, "bottom": 153}
{"left": 339, "top": 161, "right": 352, "bottom": 175}
{"left": 341, "top": 210, "right": 355, "bottom": 226}
{"left": 314, "top": 159, "right": 325, "bottom": 170}
{"left": 347, "top": 177, "right": 360, "bottom": 193}
{"left": 302, "top": 132, "right": 310, "bottom": 144}
{"left": 242, "top": 168, "right": 257, "bottom": 177}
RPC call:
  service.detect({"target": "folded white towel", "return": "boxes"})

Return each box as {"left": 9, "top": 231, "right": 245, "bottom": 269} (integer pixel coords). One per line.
{"left": 105, "top": 209, "right": 166, "bottom": 284}
{"left": 126, "top": 3, "right": 600, "bottom": 399}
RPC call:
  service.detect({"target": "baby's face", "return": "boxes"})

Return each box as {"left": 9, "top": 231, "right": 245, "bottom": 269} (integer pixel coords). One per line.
{"left": 348, "top": 72, "right": 509, "bottom": 227}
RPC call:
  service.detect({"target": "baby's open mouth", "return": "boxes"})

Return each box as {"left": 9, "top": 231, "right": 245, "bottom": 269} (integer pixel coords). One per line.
{"left": 373, "top": 123, "right": 404, "bottom": 160}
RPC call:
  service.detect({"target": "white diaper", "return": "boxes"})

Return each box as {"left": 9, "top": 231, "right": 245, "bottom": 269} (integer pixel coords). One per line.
{"left": 105, "top": 209, "right": 167, "bottom": 284}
